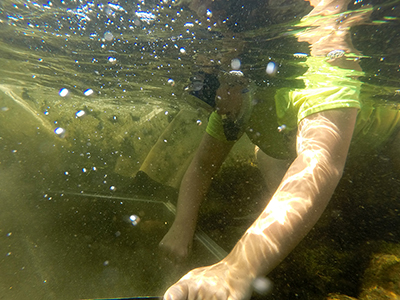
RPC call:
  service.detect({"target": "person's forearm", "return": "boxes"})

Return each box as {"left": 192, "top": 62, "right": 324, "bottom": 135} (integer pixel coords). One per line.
{"left": 172, "top": 157, "right": 216, "bottom": 231}
{"left": 223, "top": 150, "right": 343, "bottom": 279}
{"left": 222, "top": 109, "right": 357, "bottom": 281}
{"left": 172, "top": 133, "right": 234, "bottom": 234}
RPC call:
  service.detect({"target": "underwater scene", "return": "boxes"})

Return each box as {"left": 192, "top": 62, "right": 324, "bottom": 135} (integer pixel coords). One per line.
{"left": 0, "top": 0, "right": 400, "bottom": 299}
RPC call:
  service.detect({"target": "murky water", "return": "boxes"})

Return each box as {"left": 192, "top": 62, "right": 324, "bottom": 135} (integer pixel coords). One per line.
{"left": 1, "top": 0, "right": 400, "bottom": 299}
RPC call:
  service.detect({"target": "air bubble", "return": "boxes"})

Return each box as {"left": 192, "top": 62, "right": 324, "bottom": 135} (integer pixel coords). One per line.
{"left": 104, "top": 31, "right": 113, "bottom": 41}
{"left": 59, "top": 88, "right": 69, "bottom": 97}
{"left": 76, "top": 110, "right": 85, "bottom": 118}
{"left": 167, "top": 78, "right": 175, "bottom": 86}
{"left": 83, "top": 89, "right": 94, "bottom": 96}
{"left": 277, "top": 124, "right": 286, "bottom": 132}
{"left": 266, "top": 62, "right": 277, "bottom": 76}
{"left": 252, "top": 277, "right": 273, "bottom": 295}
{"left": 54, "top": 127, "right": 66, "bottom": 138}
{"left": 293, "top": 53, "right": 308, "bottom": 58}
{"left": 231, "top": 58, "right": 241, "bottom": 70}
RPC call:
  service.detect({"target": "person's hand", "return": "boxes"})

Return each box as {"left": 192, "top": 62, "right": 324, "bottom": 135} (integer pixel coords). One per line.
{"left": 159, "top": 223, "right": 194, "bottom": 262}
{"left": 163, "top": 260, "right": 254, "bottom": 300}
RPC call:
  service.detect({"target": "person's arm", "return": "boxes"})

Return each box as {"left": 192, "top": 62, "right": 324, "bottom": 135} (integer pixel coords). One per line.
{"left": 159, "top": 132, "right": 234, "bottom": 260}
{"left": 164, "top": 107, "right": 357, "bottom": 300}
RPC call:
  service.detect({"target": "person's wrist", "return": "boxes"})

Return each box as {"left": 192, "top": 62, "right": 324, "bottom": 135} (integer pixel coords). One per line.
{"left": 221, "top": 249, "right": 257, "bottom": 282}
{"left": 170, "top": 219, "right": 196, "bottom": 235}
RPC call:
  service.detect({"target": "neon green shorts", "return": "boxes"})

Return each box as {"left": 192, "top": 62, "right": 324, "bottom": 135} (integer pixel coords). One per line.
{"left": 206, "top": 57, "right": 400, "bottom": 159}
{"left": 275, "top": 56, "right": 363, "bottom": 131}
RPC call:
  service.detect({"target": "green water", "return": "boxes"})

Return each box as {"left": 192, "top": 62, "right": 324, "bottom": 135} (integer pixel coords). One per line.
{"left": 1, "top": 0, "right": 400, "bottom": 299}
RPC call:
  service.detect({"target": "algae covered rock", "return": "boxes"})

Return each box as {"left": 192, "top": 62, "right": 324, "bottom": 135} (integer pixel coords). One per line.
{"left": 359, "top": 244, "right": 400, "bottom": 300}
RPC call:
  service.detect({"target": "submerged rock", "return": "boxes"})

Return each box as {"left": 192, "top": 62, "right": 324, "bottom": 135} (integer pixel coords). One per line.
{"left": 359, "top": 244, "right": 400, "bottom": 300}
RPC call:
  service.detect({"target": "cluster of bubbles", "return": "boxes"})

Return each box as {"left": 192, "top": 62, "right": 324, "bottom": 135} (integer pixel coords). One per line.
{"left": 129, "top": 214, "right": 141, "bottom": 226}
{"left": 54, "top": 87, "right": 97, "bottom": 138}
{"left": 9, "top": 0, "right": 305, "bottom": 152}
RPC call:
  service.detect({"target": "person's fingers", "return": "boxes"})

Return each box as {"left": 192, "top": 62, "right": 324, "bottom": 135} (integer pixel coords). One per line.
{"left": 164, "top": 282, "right": 188, "bottom": 300}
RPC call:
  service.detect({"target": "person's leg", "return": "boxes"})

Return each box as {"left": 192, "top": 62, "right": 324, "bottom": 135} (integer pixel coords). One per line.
{"left": 255, "top": 146, "right": 292, "bottom": 194}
